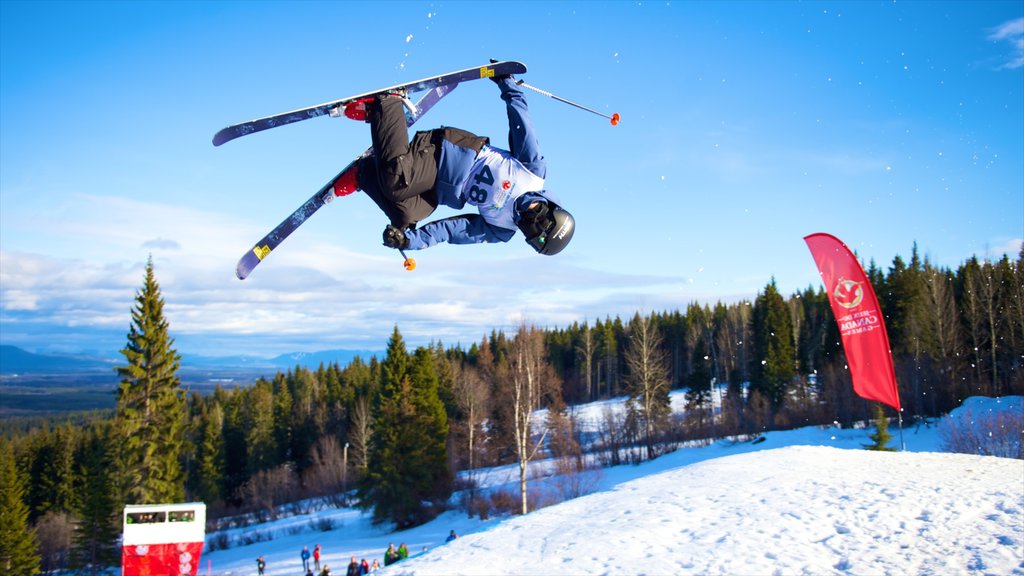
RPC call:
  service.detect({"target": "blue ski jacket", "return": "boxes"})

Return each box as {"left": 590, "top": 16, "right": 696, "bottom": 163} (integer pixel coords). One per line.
{"left": 404, "top": 77, "right": 562, "bottom": 250}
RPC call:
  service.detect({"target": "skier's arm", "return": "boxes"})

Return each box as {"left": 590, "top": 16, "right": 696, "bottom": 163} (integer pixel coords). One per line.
{"left": 495, "top": 77, "right": 546, "bottom": 178}
{"left": 405, "top": 215, "right": 516, "bottom": 249}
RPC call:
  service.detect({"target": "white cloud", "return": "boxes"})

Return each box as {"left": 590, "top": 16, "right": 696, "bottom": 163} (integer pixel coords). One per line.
{"left": 2, "top": 232, "right": 706, "bottom": 357}
{"left": 987, "top": 17, "right": 1024, "bottom": 70}
{"left": 142, "top": 237, "right": 182, "bottom": 250}
{"left": 986, "top": 238, "right": 1024, "bottom": 260}
{"left": 1, "top": 290, "right": 41, "bottom": 311}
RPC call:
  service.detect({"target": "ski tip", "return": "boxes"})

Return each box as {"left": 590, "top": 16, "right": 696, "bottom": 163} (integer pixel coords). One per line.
{"left": 212, "top": 128, "right": 235, "bottom": 147}
{"left": 236, "top": 255, "right": 256, "bottom": 280}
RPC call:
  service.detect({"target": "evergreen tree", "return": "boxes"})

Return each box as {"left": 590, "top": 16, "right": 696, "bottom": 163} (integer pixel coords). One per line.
{"left": 0, "top": 439, "right": 41, "bottom": 575}
{"left": 865, "top": 403, "right": 896, "bottom": 452}
{"left": 685, "top": 334, "right": 714, "bottom": 434}
{"left": 597, "top": 318, "right": 619, "bottom": 398}
{"left": 288, "top": 367, "right": 322, "bottom": 472}
{"left": 24, "top": 425, "right": 79, "bottom": 521}
{"left": 751, "top": 279, "right": 796, "bottom": 412}
{"left": 244, "top": 379, "right": 277, "bottom": 475}
{"left": 191, "top": 399, "right": 224, "bottom": 504}
{"left": 113, "top": 257, "right": 186, "bottom": 504}
{"left": 69, "top": 426, "right": 120, "bottom": 575}
{"left": 360, "top": 327, "right": 451, "bottom": 528}
{"left": 271, "top": 373, "right": 294, "bottom": 466}
{"left": 408, "top": 347, "right": 453, "bottom": 507}
{"left": 220, "top": 390, "right": 250, "bottom": 506}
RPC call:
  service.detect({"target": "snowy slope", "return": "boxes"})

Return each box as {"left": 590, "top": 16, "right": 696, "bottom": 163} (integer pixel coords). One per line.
{"left": 391, "top": 447, "right": 1022, "bottom": 575}
{"left": 201, "top": 397, "right": 1023, "bottom": 576}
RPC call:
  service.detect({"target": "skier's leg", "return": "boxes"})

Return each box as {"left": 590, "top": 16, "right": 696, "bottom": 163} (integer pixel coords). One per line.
{"left": 366, "top": 95, "right": 438, "bottom": 203}
{"left": 367, "top": 94, "right": 411, "bottom": 184}
{"left": 358, "top": 95, "right": 438, "bottom": 229}
{"left": 358, "top": 155, "right": 436, "bottom": 230}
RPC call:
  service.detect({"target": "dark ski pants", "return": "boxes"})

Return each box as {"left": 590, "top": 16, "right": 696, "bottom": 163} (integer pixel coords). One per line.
{"left": 358, "top": 95, "right": 439, "bottom": 229}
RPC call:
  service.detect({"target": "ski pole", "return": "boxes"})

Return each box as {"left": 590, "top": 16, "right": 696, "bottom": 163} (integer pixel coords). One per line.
{"left": 399, "top": 249, "right": 416, "bottom": 271}
{"left": 516, "top": 80, "right": 620, "bottom": 126}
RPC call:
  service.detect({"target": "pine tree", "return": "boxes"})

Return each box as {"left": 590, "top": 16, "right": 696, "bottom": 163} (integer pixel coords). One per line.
{"left": 865, "top": 403, "right": 896, "bottom": 452}
{"left": 0, "top": 439, "right": 41, "bottom": 575}
{"left": 25, "top": 426, "right": 77, "bottom": 520}
{"left": 751, "top": 279, "right": 796, "bottom": 412}
{"left": 408, "top": 347, "right": 452, "bottom": 509}
{"left": 360, "top": 327, "right": 451, "bottom": 528}
{"left": 69, "top": 425, "right": 120, "bottom": 575}
{"left": 685, "top": 334, "right": 714, "bottom": 434}
{"left": 113, "top": 257, "right": 186, "bottom": 504}
{"left": 271, "top": 373, "right": 294, "bottom": 466}
{"left": 244, "top": 379, "right": 277, "bottom": 475}
{"left": 191, "top": 399, "right": 225, "bottom": 504}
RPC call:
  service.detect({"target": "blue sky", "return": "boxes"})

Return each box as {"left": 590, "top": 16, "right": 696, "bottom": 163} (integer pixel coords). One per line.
{"left": 2, "top": 1, "right": 1022, "bottom": 358}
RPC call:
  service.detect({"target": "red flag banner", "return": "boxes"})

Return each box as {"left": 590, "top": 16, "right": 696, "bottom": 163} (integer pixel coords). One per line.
{"left": 804, "top": 233, "right": 901, "bottom": 411}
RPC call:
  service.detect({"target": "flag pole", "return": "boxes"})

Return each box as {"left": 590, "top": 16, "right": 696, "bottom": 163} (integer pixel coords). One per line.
{"left": 897, "top": 410, "right": 905, "bottom": 451}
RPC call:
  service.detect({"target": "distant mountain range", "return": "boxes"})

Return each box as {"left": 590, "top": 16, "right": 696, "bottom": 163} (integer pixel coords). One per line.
{"left": 0, "top": 345, "right": 115, "bottom": 373}
{"left": 0, "top": 345, "right": 381, "bottom": 375}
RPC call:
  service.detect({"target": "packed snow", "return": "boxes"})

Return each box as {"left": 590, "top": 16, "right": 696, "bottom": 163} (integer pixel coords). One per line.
{"left": 202, "top": 396, "right": 1023, "bottom": 575}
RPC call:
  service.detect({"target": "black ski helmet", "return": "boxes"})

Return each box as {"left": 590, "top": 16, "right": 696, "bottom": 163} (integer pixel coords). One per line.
{"left": 519, "top": 200, "right": 575, "bottom": 256}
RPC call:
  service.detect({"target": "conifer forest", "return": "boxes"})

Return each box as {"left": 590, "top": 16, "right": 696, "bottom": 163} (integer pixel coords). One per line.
{"left": 2, "top": 245, "right": 1022, "bottom": 573}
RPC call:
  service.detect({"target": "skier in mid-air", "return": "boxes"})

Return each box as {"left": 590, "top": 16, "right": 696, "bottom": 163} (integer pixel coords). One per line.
{"left": 332, "top": 70, "right": 575, "bottom": 256}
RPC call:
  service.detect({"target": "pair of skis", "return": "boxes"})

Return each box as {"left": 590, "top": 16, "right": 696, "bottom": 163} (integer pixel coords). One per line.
{"left": 216, "top": 61, "right": 527, "bottom": 280}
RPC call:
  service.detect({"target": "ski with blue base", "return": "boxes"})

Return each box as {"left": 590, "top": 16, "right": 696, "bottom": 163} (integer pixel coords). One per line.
{"left": 213, "top": 61, "right": 527, "bottom": 146}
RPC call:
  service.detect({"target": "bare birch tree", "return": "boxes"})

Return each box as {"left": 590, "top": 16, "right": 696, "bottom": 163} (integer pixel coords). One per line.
{"left": 577, "top": 322, "right": 597, "bottom": 402}
{"left": 348, "top": 394, "right": 372, "bottom": 470}
{"left": 623, "top": 313, "right": 672, "bottom": 460}
{"left": 453, "top": 361, "right": 488, "bottom": 472}
{"left": 508, "top": 322, "right": 558, "bottom": 514}
{"left": 962, "top": 258, "right": 1000, "bottom": 395}
{"left": 923, "top": 265, "right": 962, "bottom": 398}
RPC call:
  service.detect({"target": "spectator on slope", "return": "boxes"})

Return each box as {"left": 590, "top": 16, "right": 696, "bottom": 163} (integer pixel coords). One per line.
{"left": 384, "top": 543, "right": 399, "bottom": 566}
{"left": 302, "top": 545, "right": 312, "bottom": 572}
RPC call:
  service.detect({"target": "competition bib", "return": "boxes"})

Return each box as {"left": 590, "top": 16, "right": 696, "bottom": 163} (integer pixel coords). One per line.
{"left": 463, "top": 147, "right": 546, "bottom": 230}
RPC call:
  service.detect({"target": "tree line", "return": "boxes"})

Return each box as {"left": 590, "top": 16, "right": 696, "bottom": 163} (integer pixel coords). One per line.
{"left": 2, "top": 246, "right": 1021, "bottom": 574}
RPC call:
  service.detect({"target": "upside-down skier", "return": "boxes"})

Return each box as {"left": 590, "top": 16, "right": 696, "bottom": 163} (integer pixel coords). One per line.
{"left": 333, "top": 71, "right": 576, "bottom": 256}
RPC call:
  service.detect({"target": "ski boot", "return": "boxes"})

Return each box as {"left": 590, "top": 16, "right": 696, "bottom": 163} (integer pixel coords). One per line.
{"left": 332, "top": 166, "right": 359, "bottom": 197}
{"left": 337, "top": 89, "right": 416, "bottom": 122}
{"left": 322, "top": 166, "right": 359, "bottom": 204}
